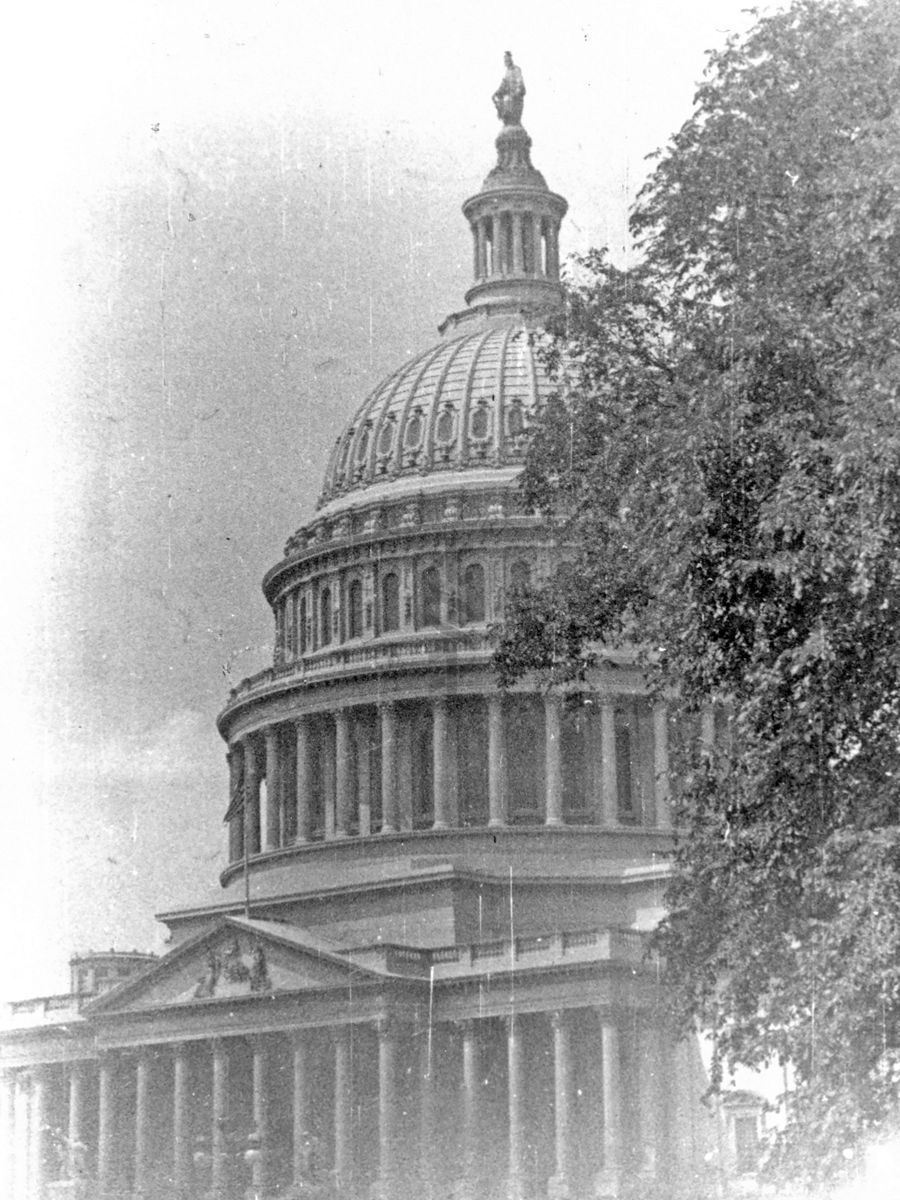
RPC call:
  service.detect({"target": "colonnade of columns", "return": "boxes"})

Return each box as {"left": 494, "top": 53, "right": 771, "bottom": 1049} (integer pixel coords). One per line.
{"left": 472, "top": 210, "right": 561, "bottom": 281}
{"left": 2, "top": 1008, "right": 673, "bottom": 1200}
{"left": 227, "top": 695, "right": 677, "bottom": 862}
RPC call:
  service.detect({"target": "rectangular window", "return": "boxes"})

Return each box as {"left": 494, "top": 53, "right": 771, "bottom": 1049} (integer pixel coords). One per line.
{"left": 616, "top": 726, "right": 634, "bottom": 820}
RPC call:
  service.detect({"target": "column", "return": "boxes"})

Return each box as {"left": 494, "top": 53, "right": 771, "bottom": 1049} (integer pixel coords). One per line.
{"left": 549, "top": 1012, "right": 574, "bottom": 1199}
{"left": 244, "top": 736, "right": 261, "bottom": 855}
{"left": 250, "top": 1038, "right": 271, "bottom": 1193}
{"left": 28, "top": 1067, "right": 47, "bottom": 1200}
{"left": 334, "top": 710, "right": 353, "bottom": 838}
{"left": 457, "top": 1020, "right": 480, "bottom": 1196}
{"left": 134, "top": 1052, "right": 151, "bottom": 1198}
{"left": 356, "top": 722, "right": 372, "bottom": 837}
{"left": 0, "top": 1071, "right": 16, "bottom": 1200}
{"left": 211, "top": 1040, "right": 229, "bottom": 1200}
{"left": 66, "top": 1063, "right": 87, "bottom": 1178}
{"left": 375, "top": 1019, "right": 401, "bottom": 1197}
{"left": 264, "top": 725, "right": 281, "bottom": 848}
{"left": 97, "top": 1054, "right": 115, "bottom": 1197}
{"left": 548, "top": 223, "right": 560, "bottom": 277}
{"left": 545, "top": 694, "right": 563, "bottom": 826}
{"left": 636, "top": 1019, "right": 666, "bottom": 1180}
{"left": 432, "top": 697, "right": 450, "bottom": 830}
{"left": 380, "top": 702, "right": 400, "bottom": 834}
{"left": 295, "top": 717, "right": 313, "bottom": 842}
{"left": 488, "top": 694, "right": 507, "bottom": 827}
{"left": 506, "top": 1016, "right": 525, "bottom": 1200}
{"left": 419, "top": 1033, "right": 436, "bottom": 1200}
{"left": 475, "top": 220, "right": 486, "bottom": 278}
{"left": 172, "top": 1045, "right": 191, "bottom": 1199}
{"left": 333, "top": 1028, "right": 352, "bottom": 1189}
{"left": 653, "top": 702, "right": 672, "bottom": 830}
{"left": 398, "top": 712, "right": 414, "bottom": 831}
{"left": 291, "top": 1033, "right": 311, "bottom": 1189}
{"left": 227, "top": 747, "right": 243, "bottom": 862}
{"left": 596, "top": 1019, "right": 623, "bottom": 1198}
{"left": 512, "top": 211, "right": 524, "bottom": 273}
{"left": 600, "top": 703, "right": 618, "bottom": 827}
{"left": 525, "top": 214, "right": 539, "bottom": 275}
{"left": 323, "top": 722, "right": 336, "bottom": 839}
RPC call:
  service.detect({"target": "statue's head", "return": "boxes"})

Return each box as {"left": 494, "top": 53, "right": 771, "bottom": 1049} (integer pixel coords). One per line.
{"left": 504, "top": 50, "right": 513, "bottom": 67}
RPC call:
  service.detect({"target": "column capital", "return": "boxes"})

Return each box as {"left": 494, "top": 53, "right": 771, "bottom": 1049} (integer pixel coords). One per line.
{"left": 452, "top": 1017, "right": 482, "bottom": 1039}
{"left": 549, "top": 1008, "right": 574, "bottom": 1031}
{"left": 374, "top": 1014, "right": 407, "bottom": 1041}
{"left": 247, "top": 1032, "right": 272, "bottom": 1055}
{"left": 501, "top": 1011, "right": 520, "bottom": 1034}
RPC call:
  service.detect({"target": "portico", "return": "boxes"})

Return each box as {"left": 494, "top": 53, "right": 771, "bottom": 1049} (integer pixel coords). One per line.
{"left": 2, "top": 916, "right": 697, "bottom": 1200}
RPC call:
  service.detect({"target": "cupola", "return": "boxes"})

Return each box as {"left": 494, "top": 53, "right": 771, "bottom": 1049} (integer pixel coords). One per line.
{"left": 441, "top": 52, "right": 568, "bottom": 335}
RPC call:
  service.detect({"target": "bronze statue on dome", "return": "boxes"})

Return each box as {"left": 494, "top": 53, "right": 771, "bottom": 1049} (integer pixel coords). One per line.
{"left": 492, "top": 51, "right": 525, "bottom": 125}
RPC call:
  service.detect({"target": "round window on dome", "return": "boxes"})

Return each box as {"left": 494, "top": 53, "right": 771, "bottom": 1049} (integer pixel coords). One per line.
{"left": 470, "top": 406, "right": 490, "bottom": 440}
{"left": 405, "top": 413, "right": 423, "bottom": 447}
{"left": 436, "top": 409, "right": 455, "bottom": 444}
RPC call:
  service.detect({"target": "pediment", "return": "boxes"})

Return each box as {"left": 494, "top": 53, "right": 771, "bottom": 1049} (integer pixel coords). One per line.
{"left": 88, "top": 918, "right": 385, "bottom": 1014}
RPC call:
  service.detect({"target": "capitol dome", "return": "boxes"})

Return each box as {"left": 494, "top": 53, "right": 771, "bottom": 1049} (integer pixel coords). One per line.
{"left": 317, "top": 113, "right": 567, "bottom": 516}
{"left": 317, "top": 320, "right": 553, "bottom": 511}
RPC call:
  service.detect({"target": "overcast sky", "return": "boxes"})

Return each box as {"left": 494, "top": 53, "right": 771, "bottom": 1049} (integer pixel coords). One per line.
{"left": 2, "top": 0, "right": 760, "bottom": 1000}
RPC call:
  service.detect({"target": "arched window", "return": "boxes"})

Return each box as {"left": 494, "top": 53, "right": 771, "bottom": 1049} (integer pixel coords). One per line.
{"left": 382, "top": 572, "right": 400, "bottom": 632}
{"left": 420, "top": 566, "right": 441, "bottom": 627}
{"left": 320, "top": 587, "right": 332, "bottom": 646}
{"left": 348, "top": 579, "right": 363, "bottom": 639}
{"left": 462, "top": 563, "right": 486, "bottom": 625}
{"left": 510, "top": 560, "right": 531, "bottom": 593}
{"left": 292, "top": 593, "right": 300, "bottom": 658}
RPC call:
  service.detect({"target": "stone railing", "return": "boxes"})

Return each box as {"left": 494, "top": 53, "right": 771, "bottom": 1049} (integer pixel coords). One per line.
{"left": 352, "top": 926, "right": 653, "bottom": 977}
{"left": 2, "top": 993, "right": 87, "bottom": 1027}
{"left": 225, "top": 628, "right": 494, "bottom": 705}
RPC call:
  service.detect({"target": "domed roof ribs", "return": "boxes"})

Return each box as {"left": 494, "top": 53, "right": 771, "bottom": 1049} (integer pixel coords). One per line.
{"left": 458, "top": 326, "right": 497, "bottom": 470}
{"left": 493, "top": 323, "right": 518, "bottom": 464}
{"left": 361, "top": 345, "right": 426, "bottom": 486}
{"left": 390, "top": 339, "right": 450, "bottom": 478}
{"left": 423, "top": 333, "right": 472, "bottom": 474}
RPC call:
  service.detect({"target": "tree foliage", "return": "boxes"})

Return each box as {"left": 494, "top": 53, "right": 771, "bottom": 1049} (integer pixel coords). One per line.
{"left": 495, "top": 0, "right": 900, "bottom": 1184}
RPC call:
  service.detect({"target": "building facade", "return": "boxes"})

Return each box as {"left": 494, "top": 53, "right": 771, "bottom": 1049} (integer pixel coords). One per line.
{"left": 1, "top": 74, "right": 718, "bottom": 1200}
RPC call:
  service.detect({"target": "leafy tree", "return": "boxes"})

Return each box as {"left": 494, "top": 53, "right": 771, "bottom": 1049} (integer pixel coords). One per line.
{"left": 495, "top": 0, "right": 900, "bottom": 1185}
